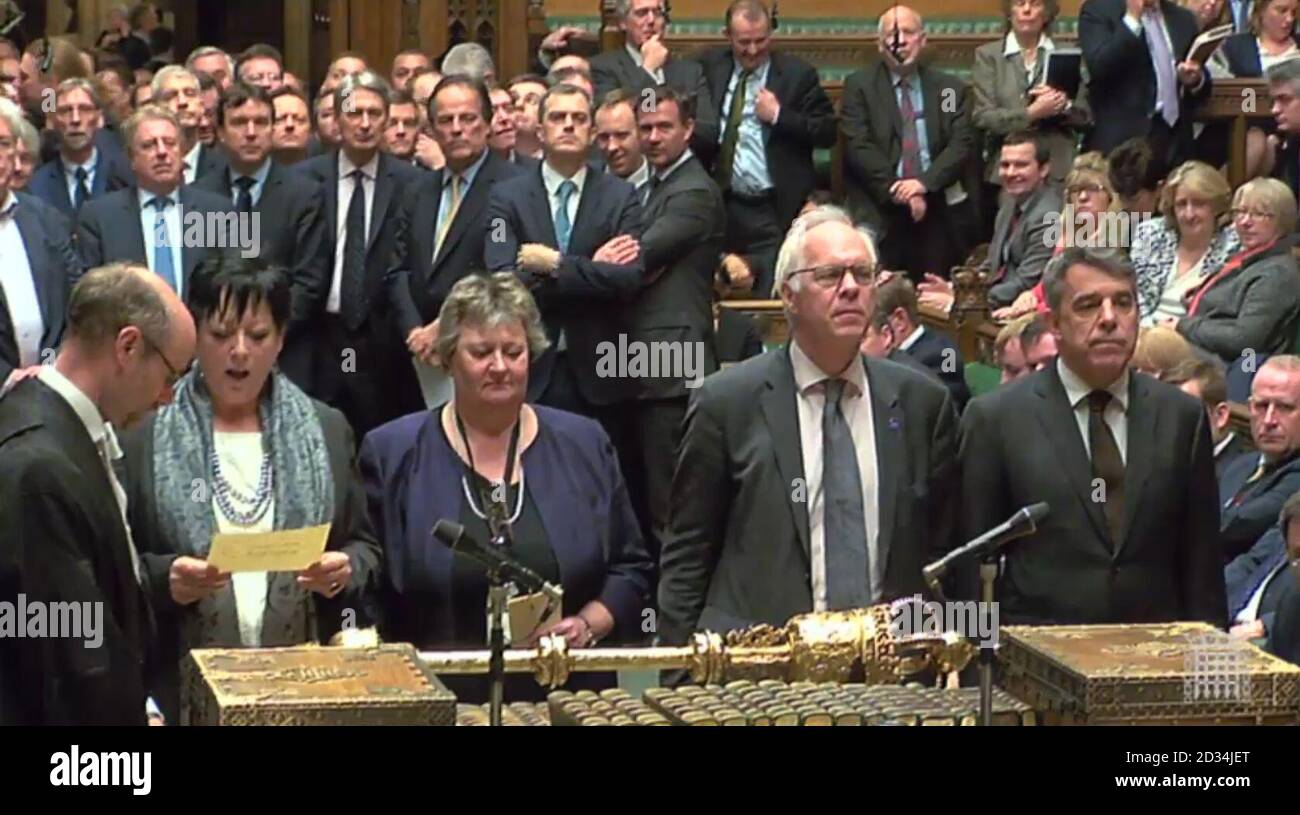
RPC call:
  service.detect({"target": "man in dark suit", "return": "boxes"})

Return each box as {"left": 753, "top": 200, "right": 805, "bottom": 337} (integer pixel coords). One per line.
{"left": 1217, "top": 356, "right": 1300, "bottom": 563}
{"left": 296, "top": 71, "right": 426, "bottom": 438}
{"left": 590, "top": 0, "right": 718, "bottom": 150}
{"left": 874, "top": 274, "right": 970, "bottom": 411}
{"left": 1226, "top": 522, "right": 1296, "bottom": 645}
{"left": 595, "top": 89, "right": 654, "bottom": 203}
{"left": 841, "top": 6, "right": 977, "bottom": 281}
{"left": 193, "top": 81, "right": 327, "bottom": 392}
{"left": 0, "top": 110, "right": 81, "bottom": 390}
{"left": 0, "top": 263, "right": 197, "bottom": 725}
{"left": 1078, "top": 0, "right": 1212, "bottom": 167}
{"left": 1167, "top": 357, "right": 1253, "bottom": 479}
{"left": 659, "top": 206, "right": 959, "bottom": 644}
{"left": 484, "top": 83, "right": 644, "bottom": 415}
{"left": 77, "top": 106, "right": 237, "bottom": 300}
{"left": 152, "top": 66, "right": 228, "bottom": 185}
{"left": 388, "top": 76, "right": 522, "bottom": 408}
{"left": 957, "top": 247, "right": 1226, "bottom": 627}
{"left": 983, "top": 132, "right": 1064, "bottom": 308}
{"left": 694, "top": 0, "right": 837, "bottom": 296}
{"left": 27, "top": 78, "right": 134, "bottom": 220}
{"left": 1266, "top": 61, "right": 1300, "bottom": 200}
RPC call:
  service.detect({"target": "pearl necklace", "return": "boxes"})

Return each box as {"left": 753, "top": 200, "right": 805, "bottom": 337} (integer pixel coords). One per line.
{"left": 210, "top": 444, "right": 274, "bottom": 527}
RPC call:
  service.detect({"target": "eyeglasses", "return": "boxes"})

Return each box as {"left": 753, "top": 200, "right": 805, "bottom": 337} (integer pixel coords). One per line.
{"left": 141, "top": 333, "right": 188, "bottom": 389}
{"left": 788, "top": 263, "right": 877, "bottom": 288}
{"left": 1232, "top": 208, "right": 1276, "bottom": 221}
{"left": 1066, "top": 183, "right": 1106, "bottom": 197}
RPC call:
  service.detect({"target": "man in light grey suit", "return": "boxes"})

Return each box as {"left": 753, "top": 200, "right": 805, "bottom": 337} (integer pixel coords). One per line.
{"left": 590, "top": 0, "right": 718, "bottom": 151}
{"left": 658, "top": 205, "right": 959, "bottom": 647}
{"left": 983, "top": 130, "right": 1063, "bottom": 308}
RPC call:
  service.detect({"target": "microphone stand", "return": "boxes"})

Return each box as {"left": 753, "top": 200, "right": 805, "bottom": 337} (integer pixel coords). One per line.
{"left": 978, "top": 554, "right": 999, "bottom": 728}
{"left": 485, "top": 528, "right": 512, "bottom": 727}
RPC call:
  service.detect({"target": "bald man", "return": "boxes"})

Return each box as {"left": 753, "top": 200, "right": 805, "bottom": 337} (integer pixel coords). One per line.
{"left": 841, "top": 6, "right": 977, "bottom": 281}
{"left": 0, "top": 263, "right": 197, "bottom": 725}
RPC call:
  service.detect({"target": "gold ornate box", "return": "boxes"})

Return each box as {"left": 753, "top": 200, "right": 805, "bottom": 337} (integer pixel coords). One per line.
{"left": 182, "top": 644, "right": 457, "bottom": 726}
{"left": 998, "top": 623, "right": 1300, "bottom": 725}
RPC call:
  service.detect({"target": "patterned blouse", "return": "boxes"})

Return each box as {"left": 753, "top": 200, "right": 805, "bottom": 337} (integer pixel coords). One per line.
{"left": 1132, "top": 217, "right": 1241, "bottom": 322}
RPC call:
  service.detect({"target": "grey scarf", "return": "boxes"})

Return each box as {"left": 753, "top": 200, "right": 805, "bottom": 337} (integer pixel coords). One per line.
{"left": 152, "top": 368, "right": 334, "bottom": 647}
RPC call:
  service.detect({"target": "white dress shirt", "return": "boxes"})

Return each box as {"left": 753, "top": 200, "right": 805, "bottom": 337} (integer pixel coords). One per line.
{"left": 654, "top": 148, "right": 694, "bottom": 186}
{"left": 1236, "top": 558, "right": 1288, "bottom": 624}
{"left": 1002, "top": 32, "right": 1057, "bottom": 84}
{"left": 183, "top": 141, "right": 202, "bottom": 185}
{"left": 1215, "top": 432, "right": 1239, "bottom": 459}
{"left": 328, "top": 151, "right": 380, "bottom": 314}
{"left": 626, "top": 42, "right": 665, "bottom": 84}
{"left": 0, "top": 193, "right": 44, "bottom": 367}
{"left": 62, "top": 148, "right": 98, "bottom": 206}
{"left": 790, "top": 341, "right": 882, "bottom": 609}
{"left": 541, "top": 160, "right": 587, "bottom": 236}
{"left": 211, "top": 431, "right": 274, "bottom": 647}
{"left": 36, "top": 365, "right": 143, "bottom": 584}
{"left": 136, "top": 186, "right": 185, "bottom": 298}
{"left": 1057, "top": 358, "right": 1129, "bottom": 465}
{"left": 898, "top": 324, "right": 925, "bottom": 352}
{"left": 625, "top": 156, "right": 652, "bottom": 201}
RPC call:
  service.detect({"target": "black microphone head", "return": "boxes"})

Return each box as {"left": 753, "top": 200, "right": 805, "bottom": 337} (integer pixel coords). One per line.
{"left": 431, "top": 519, "right": 464, "bottom": 549}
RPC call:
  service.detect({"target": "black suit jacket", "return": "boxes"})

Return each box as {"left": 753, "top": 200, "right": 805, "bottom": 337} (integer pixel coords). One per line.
{"left": 1267, "top": 568, "right": 1300, "bottom": 664}
{"left": 694, "top": 47, "right": 838, "bottom": 230}
{"left": 1218, "top": 452, "right": 1300, "bottom": 564}
{"left": 840, "top": 61, "right": 976, "bottom": 238}
{"left": 957, "top": 364, "right": 1226, "bottom": 626}
{"left": 903, "top": 326, "right": 971, "bottom": 412}
{"left": 1079, "top": 0, "right": 1212, "bottom": 156}
{"left": 296, "top": 151, "right": 424, "bottom": 334}
{"left": 194, "top": 143, "right": 229, "bottom": 181}
{"left": 0, "top": 194, "right": 81, "bottom": 384}
{"left": 120, "top": 398, "right": 382, "bottom": 721}
{"left": 714, "top": 307, "right": 764, "bottom": 364}
{"left": 658, "top": 349, "right": 959, "bottom": 644}
{"left": 26, "top": 150, "right": 134, "bottom": 220}
{"left": 631, "top": 154, "right": 723, "bottom": 399}
{"left": 76, "top": 185, "right": 239, "bottom": 291}
{"left": 591, "top": 46, "right": 719, "bottom": 153}
{"left": 193, "top": 161, "right": 328, "bottom": 385}
{"left": 484, "top": 164, "right": 645, "bottom": 406}
{"left": 1216, "top": 432, "right": 1253, "bottom": 480}
{"left": 387, "top": 151, "right": 524, "bottom": 337}
{"left": 1224, "top": 525, "right": 1291, "bottom": 632}
{"left": 0, "top": 379, "right": 152, "bottom": 725}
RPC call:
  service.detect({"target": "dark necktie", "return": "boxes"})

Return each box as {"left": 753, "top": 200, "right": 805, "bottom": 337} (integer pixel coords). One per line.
{"left": 342, "top": 168, "right": 367, "bottom": 330}
{"left": 822, "top": 378, "right": 872, "bottom": 609}
{"left": 1088, "top": 390, "right": 1126, "bottom": 548}
{"left": 234, "top": 176, "right": 255, "bottom": 213}
{"left": 73, "top": 166, "right": 90, "bottom": 210}
{"left": 554, "top": 179, "right": 576, "bottom": 254}
{"left": 150, "top": 196, "right": 178, "bottom": 292}
{"left": 715, "top": 68, "right": 752, "bottom": 190}
{"left": 897, "top": 76, "right": 922, "bottom": 179}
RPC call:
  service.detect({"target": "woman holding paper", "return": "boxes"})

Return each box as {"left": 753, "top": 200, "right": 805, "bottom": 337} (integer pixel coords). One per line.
{"left": 1219, "top": 0, "right": 1300, "bottom": 76}
{"left": 122, "top": 257, "right": 382, "bottom": 721}
{"left": 972, "top": 0, "right": 1092, "bottom": 187}
{"left": 359, "top": 273, "right": 653, "bottom": 704}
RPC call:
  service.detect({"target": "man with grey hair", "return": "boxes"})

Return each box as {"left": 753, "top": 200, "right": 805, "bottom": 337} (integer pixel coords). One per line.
{"left": 958, "top": 246, "right": 1225, "bottom": 626}
{"left": 590, "top": 0, "right": 717, "bottom": 153}
{"left": 186, "top": 46, "right": 234, "bottom": 92}
{"left": 441, "top": 42, "right": 496, "bottom": 84}
{"left": 659, "top": 204, "right": 958, "bottom": 647}
{"left": 0, "top": 262, "right": 197, "bottom": 724}
{"left": 297, "top": 70, "right": 425, "bottom": 436}
{"left": 27, "top": 78, "right": 134, "bottom": 217}
{"left": 1267, "top": 59, "right": 1300, "bottom": 199}
{"left": 152, "top": 65, "right": 226, "bottom": 183}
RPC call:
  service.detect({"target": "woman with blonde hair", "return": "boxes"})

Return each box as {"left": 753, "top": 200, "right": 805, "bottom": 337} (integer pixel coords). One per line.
{"left": 1132, "top": 325, "right": 1200, "bottom": 378}
{"left": 1132, "top": 161, "right": 1240, "bottom": 325}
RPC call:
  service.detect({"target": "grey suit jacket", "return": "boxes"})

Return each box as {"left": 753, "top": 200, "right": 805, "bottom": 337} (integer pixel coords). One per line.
{"left": 591, "top": 47, "right": 719, "bottom": 151}
{"left": 1177, "top": 244, "right": 1300, "bottom": 362}
{"left": 984, "top": 183, "right": 1064, "bottom": 307}
{"left": 971, "top": 39, "right": 1092, "bottom": 184}
{"left": 657, "top": 349, "right": 959, "bottom": 645}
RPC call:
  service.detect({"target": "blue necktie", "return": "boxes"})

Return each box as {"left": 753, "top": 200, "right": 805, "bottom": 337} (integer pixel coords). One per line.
{"left": 150, "top": 196, "right": 177, "bottom": 292}
{"left": 554, "top": 179, "right": 576, "bottom": 254}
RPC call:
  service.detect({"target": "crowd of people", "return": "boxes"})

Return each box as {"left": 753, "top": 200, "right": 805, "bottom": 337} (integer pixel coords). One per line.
{"left": 3, "top": 0, "right": 1300, "bottom": 725}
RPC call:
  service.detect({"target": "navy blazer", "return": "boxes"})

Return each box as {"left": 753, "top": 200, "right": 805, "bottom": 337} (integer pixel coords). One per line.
{"left": 358, "top": 406, "right": 654, "bottom": 649}
{"left": 484, "top": 164, "right": 645, "bottom": 406}
{"left": 1225, "top": 525, "right": 1291, "bottom": 632}
{"left": 26, "top": 150, "right": 134, "bottom": 219}
{"left": 1221, "top": 32, "right": 1300, "bottom": 77}
{"left": 1218, "top": 452, "right": 1300, "bottom": 563}
{"left": 0, "top": 194, "right": 81, "bottom": 383}
{"left": 903, "top": 326, "right": 971, "bottom": 412}
{"left": 76, "top": 185, "right": 239, "bottom": 292}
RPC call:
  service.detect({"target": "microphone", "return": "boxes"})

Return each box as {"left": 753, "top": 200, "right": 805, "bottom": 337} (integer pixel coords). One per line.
{"left": 922, "top": 503, "right": 1049, "bottom": 594}
{"left": 432, "top": 519, "right": 560, "bottom": 602}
